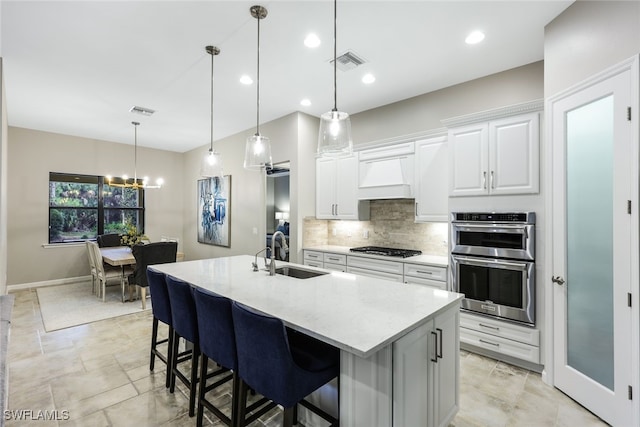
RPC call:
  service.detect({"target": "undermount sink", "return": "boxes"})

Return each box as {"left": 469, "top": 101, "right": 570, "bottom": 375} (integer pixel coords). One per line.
{"left": 275, "top": 266, "right": 328, "bottom": 279}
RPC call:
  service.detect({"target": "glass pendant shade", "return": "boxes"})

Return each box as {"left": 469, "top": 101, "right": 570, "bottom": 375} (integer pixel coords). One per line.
{"left": 200, "top": 148, "right": 224, "bottom": 178}
{"left": 243, "top": 133, "right": 272, "bottom": 171}
{"left": 317, "top": 109, "right": 352, "bottom": 155}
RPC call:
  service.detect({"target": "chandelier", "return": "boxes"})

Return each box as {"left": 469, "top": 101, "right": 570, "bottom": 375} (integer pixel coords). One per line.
{"left": 106, "top": 121, "right": 164, "bottom": 189}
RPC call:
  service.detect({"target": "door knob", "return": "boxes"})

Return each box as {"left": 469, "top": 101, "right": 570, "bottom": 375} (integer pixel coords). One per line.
{"left": 552, "top": 275, "right": 565, "bottom": 286}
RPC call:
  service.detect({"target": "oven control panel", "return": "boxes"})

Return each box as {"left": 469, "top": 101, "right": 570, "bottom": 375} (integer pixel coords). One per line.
{"left": 452, "top": 212, "right": 535, "bottom": 223}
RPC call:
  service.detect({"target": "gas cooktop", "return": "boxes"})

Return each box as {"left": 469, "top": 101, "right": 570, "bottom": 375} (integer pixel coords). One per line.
{"left": 350, "top": 246, "right": 422, "bottom": 258}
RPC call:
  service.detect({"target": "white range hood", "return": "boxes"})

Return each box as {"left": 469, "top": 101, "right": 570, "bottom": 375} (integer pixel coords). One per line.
{"left": 357, "top": 142, "right": 415, "bottom": 200}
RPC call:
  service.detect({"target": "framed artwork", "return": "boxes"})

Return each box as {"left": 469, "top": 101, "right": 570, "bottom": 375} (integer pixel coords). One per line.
{"left": 197, "top": 175, "right": 231, "bottom": 247}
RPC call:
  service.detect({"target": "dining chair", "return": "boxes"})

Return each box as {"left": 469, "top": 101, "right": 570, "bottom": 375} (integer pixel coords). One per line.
{"left": 96, "top": 233, "right": 121, "bottom": 248}
{"left": 231, "top": 302, "right": 340, "bottom": 427}
{"left": 88, "top": 241, "right": 123, "bottom": 302}
{"left": 85, "top": 241, "right": 98, "bottom": 296}
{"left": 128, "top": 241, "right": 178, "bottom": 309}
{"left": 165, "top": 275, "right": 200, "bottom": 417}
{"left": 146, "top": 268, "right": 174, "bottom": 388}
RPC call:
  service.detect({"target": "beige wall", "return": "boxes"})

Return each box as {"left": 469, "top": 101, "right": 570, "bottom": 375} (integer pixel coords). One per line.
{"left": 6, "top": 127, "right": 184, "bottom": 285}
{"left": 0, "top": 59, "right": 7, "bottom": 294}
{"left": 544, "top": 1, "right": 640, "bottom": 97}
{"left": 181, "top": 112, "right": 316, "bottom": 265}
{"left": 351, "top": 61, "right": 544, "bottom": 145}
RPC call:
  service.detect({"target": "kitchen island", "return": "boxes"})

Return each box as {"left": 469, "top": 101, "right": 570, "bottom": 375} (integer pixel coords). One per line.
{"left": 150, "top": 255, "right": 463, "bottom": 427}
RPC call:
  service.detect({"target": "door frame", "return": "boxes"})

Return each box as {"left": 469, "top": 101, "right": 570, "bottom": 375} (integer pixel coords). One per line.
{"left": 544, "top": 55, "right": 639, "bottom": 424}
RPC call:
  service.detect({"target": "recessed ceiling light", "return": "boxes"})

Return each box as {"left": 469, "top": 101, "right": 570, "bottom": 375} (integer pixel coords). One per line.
{"left": 362, "top": 73, "right": 375, "bottom": 84}
{"left": 304, "top": 33, "right": 321, "bottom": 48}
{"left": 465, "top": 30, "right": 485, "bottom": 45}
{"left": 300, "top": 98, "right": 311, "bottom": 107}
{"left": 240, "top": 75, "right": 253, "bottom": 85}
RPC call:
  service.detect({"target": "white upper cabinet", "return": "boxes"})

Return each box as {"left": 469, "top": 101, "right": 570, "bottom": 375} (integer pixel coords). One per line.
{"left": 448, "top": 111, "right": 540, "bottom": 197}
{"left": 414, "top": 136, "right": 448, "bottom": 222}
{"left": 316, "top": 155, "right": 370, "bottom": 220}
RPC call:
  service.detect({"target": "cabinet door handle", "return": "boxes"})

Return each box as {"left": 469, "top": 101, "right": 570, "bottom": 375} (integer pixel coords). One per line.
{"left": 436, "top": 328, "right": 443, "bottom": 359}
{"left": 430, "top": 331, "right": 438, "bottom": 363}
{"left": 490, "top": 170, "right": 495, "bottom": 189}
{"left": 335, "top": 204, "right": 338, "bottom": 216}
{"left": 483, "top": 171, "right": 487, "bottom": 189}
{"left": 479, "top": 323, "right": 500, "bottom": 331}
{"left": 415, "top": 202, "right": 418, "bottom": 216}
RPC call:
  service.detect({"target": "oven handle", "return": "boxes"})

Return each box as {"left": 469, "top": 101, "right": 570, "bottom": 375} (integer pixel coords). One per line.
{"left": 452, "top": 255, "right": 529, "bottom": 271}
{"left": 454, "top": 223, "right": 529, "bottom": 238}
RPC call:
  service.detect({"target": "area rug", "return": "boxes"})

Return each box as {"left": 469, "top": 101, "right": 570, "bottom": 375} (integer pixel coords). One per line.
{"left": 37, "top": 281, "right": 151, "bottom": 332}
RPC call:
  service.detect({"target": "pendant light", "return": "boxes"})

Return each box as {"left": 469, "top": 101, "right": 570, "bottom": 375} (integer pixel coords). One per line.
{"left": 200, "top": 45, "right": 224, "bottom": 178}
{"left": 317, "top": 0, "right": 353, "bottom": 156}
{"left": 243, "top": 5, "right": 273, "bottom": 171}
{"left": 106, "top": 122, "right": 164, "bottom": 189}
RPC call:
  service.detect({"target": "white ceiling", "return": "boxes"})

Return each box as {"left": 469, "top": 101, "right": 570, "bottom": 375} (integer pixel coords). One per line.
{"left": 1, "top": 1, "right": 572, "bottom": 153}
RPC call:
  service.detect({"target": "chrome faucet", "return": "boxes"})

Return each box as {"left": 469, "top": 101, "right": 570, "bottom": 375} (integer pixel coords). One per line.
{"left": 252, "top": 247, "right": 269, "bottom": 272}
{"left": 269, "top": 230, "right": 288, "bottom": 276}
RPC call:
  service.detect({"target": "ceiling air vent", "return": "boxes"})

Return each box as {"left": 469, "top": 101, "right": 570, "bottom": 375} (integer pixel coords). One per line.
{"left": 331, "top": 50, "right": 367, "bottom": 72}
{"left": 129, "top": 106, "right": 155, "bottom": 116}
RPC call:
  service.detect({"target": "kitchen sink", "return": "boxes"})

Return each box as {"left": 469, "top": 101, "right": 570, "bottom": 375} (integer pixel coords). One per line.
{"left": 275, "top": 266, "right": 328, "bottom": 279}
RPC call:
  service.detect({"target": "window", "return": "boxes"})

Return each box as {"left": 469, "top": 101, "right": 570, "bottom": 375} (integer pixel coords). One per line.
{"left": 49, "top": 172, "right": 145, "bottom": 244}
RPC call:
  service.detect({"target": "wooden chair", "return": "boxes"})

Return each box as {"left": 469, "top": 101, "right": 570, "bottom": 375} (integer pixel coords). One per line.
{"left": 85, "top": 241, "right": 98, "bottom": 296}
{"left": 87, "top": 241, "right": 123, "bottom": 302}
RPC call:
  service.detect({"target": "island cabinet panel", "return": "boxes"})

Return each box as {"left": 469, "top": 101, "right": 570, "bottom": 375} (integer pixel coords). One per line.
{"left": 393, "top": 304, "right": 459, "bottom": 427}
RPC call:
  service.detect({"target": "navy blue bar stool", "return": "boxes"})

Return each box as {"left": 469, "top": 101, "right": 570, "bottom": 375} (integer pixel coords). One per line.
{"left": 146, "top": 268, "right": 174, "bottom": 388}
{"left": 165, "top": 275, "right": 200, "bottom": 417}
{"left": 192, "top": 288, "right": 237, "bottom": 427}
{"left": 231, "top": 302, "right": 340, "bottom": 427}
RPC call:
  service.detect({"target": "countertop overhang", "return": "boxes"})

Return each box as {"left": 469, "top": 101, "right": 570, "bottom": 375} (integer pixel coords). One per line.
{"left": 151, "top": 255, "right": 461, "bottom": 358}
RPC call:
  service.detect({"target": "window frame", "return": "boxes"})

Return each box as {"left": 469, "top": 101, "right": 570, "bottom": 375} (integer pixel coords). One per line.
{"left": 48, "top": 172, "right": 145, "bottom": 244}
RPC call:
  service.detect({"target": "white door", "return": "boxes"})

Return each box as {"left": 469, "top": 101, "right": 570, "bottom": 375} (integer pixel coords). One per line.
{"left": 315, "top": 157, "right": 336, "bottom": 219}
{"left": 550, "top": 58, "right": 637, "bottom": 426}
{"left": 415, "top": 136, "right": 448, "bottom": 222}
{"left": 334, "top": 155, "right": 358, "bottom": 219}
{"left": 448, "top": 123, "right": 488, "bottom": 196}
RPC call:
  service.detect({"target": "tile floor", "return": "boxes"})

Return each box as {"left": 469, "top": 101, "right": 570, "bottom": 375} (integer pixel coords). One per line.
{"left": 6, "top": 288, "right": 608, "bottom": 426}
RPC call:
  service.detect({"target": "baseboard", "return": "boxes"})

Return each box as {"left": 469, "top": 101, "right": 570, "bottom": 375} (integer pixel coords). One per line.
{"left": 7, "top": 275, "right": 91, "bottom": 292}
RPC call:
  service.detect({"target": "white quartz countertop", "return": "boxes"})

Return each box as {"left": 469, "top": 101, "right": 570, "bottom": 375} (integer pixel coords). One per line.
{"left": 151, "top": 255, "right": 462, "bottom": 358}
{"left": 304, "top": 245, "right": 449, "bottom": 267}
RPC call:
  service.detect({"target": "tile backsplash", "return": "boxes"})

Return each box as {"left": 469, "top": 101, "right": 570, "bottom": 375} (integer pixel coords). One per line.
{"left": 303, "top": 199, "right": 449, "bottom": 256}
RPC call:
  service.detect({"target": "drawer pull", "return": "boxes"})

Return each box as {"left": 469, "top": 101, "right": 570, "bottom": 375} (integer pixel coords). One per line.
{"left": 479, "top": 339, "right": 500, "bottom": 347}
{"left": 430, "top": 331, "right": 438, "bottom": 363}
{"left": 327, "top": 257, "right": 340, "bottom": 261}
{"left": 416, "top": 270, "right": 433, "bottom": 275}
{"left": 308, "top": 254, "right": 319, "bottom": 258}
{"left": 479, "top": 323, "right": 500, "bottom": 331}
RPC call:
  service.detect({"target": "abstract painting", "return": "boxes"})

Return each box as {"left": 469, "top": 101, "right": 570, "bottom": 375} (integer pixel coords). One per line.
{"left": 197, "top": 175, "right": 231, "bottom": 247}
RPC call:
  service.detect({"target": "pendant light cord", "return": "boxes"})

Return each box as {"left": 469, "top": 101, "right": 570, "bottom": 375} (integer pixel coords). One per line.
{"left": 333, "top": 0, "right": 338, "bottom": 112}
{"left": 210, "top": 49, "right": 214, "bottom": 152}
{"left": 133, "top": 121, "right": 139, "bottom": 183}
{"left": 256, "top": 12, "right": 261, "bottom": 136}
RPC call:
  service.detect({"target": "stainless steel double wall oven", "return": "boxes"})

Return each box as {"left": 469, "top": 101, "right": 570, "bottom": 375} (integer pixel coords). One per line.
{"left": 450, "top": 212, "right": 536, "bottom": 326}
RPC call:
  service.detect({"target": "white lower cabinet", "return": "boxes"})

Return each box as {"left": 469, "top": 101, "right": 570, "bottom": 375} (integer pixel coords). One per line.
{"left": 393, "top": 304, "right": 459, "bottom": 427}
{"left": 404, "top": 263, "right": 447, "bottom": 290}
{"left": 459, "top": 312, "right": 540, "bottom": 364}
{"left": 347, "top": 255, "right": 404, "bottom": 283}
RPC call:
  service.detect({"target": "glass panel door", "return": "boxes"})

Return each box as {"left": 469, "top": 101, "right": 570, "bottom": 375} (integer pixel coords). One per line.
{"left": 566, "top": 95, "right": 614, "bottom": 390}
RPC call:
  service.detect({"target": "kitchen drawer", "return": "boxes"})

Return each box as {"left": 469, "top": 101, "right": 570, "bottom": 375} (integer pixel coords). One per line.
{"left": 347, "top": 266, "right": 404, "bottom": 283}
{"left": 460, "top": 312, "right": 539, "bottom": 346}
{"left": 323, "top": 253, "right": 346, "bottom": 265}
{"left": 347, "top": 255, "right": 404, "bottom": 275}
{"left": 304, "top": 260, "right": 324, "bottom": 269}
{"left": 404, "top": 276, "right": 447, "bottom": 290}
{"left": 304, "top": 250, "right": 324, "bottom": 263}
{"left": 403, "top": 263, "right": 446, "bottom": 282}
{"left": 324, "top": 262, "right": 346, "bottom": 272}
{"left": 460, "top": 327, "right": 540, "bottom": 364}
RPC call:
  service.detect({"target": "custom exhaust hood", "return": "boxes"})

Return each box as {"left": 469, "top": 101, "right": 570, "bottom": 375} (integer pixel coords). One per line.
{"left": 357, "top": 142, "right": 414, "bottom": 200}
